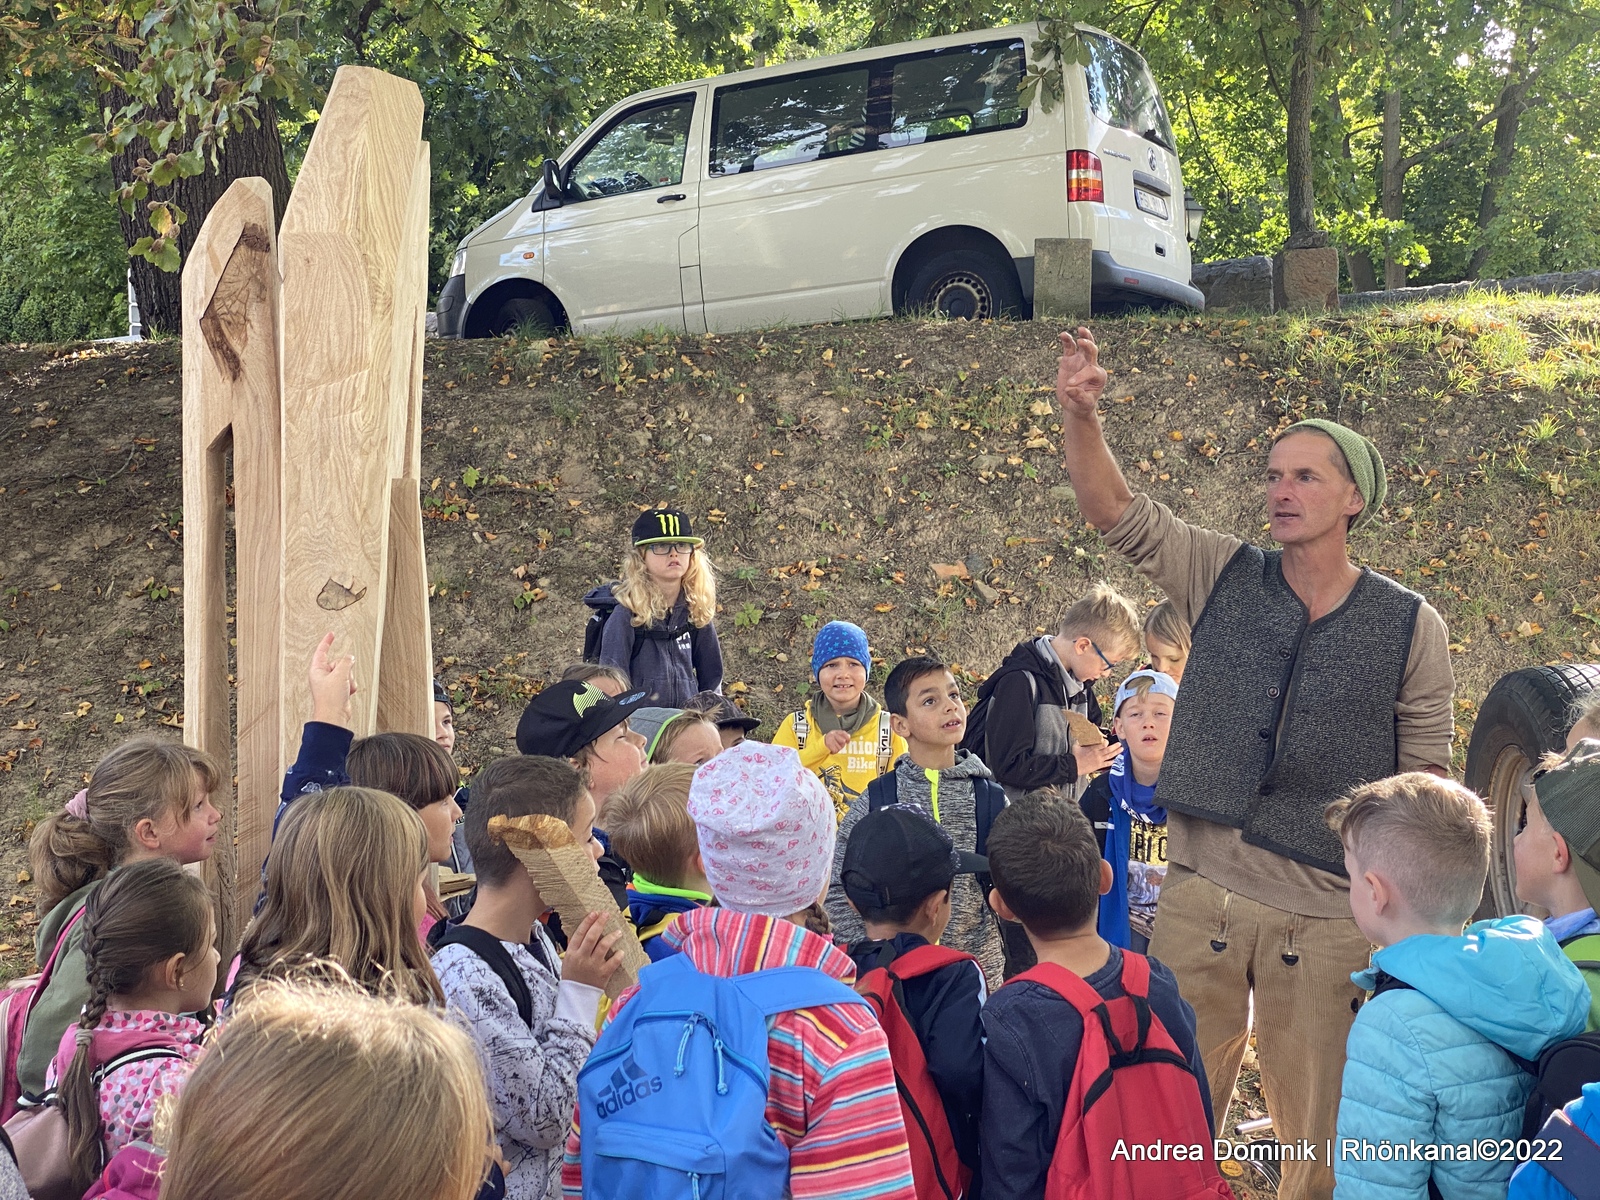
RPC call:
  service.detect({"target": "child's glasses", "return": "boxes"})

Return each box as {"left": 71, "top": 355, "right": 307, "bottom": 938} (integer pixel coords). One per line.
{"left": 645, "top": 542, "right": 696, "bottom": 556}
{"left": 1091, "top": 640, "right": 1117, "bottom": 673}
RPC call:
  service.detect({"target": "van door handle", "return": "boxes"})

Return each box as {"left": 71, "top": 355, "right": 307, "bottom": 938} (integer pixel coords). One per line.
{"left": 658, "top": 193, "right": 687, "bottom": 204}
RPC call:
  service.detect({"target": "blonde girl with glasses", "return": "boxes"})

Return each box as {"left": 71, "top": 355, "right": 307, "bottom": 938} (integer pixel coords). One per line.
{"left": 583, "top": 507, "right": 723, "bottom": 707}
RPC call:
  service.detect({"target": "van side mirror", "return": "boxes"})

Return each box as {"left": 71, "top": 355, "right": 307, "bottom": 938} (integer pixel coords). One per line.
{"left": 542, "top": 159, "right": 564, "bottom": 208}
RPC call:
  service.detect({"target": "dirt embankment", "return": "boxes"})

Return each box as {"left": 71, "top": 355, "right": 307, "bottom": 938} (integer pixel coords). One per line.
{"left": 1, "top": 297, "right": 1597, "bottom": 978}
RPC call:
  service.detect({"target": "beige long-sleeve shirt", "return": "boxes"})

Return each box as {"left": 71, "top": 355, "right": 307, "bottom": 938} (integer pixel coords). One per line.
{"left": 1103, "top": 494, "right": 1455, "bottom": 917}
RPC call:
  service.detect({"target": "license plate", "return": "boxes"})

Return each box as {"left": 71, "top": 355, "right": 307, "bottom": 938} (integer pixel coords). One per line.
{"left": 1135, "top": 188, "right": 1169, "bottom": 220}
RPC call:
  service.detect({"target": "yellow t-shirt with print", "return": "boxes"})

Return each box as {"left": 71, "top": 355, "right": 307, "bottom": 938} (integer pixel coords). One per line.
{"left": 771, "top": 698, "right": 907, "bottom": 821}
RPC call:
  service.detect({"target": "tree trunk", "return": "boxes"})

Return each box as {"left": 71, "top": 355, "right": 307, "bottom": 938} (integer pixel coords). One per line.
{"left": 1466, "top": 75, "right": 1528, "bottom": 280}
{"left": 111, "top": 113, "right": 291, "bottom": 337}
{"left": 1380, "top": 0, "right": 1407, "bottom": 288}
{"left": 1284, "top": 0, "right": 1327, "bottom": 248}
{"left": 106, "top": 26, "right": 292, "bottom": 337}
{"left": 1348, "top": 249, "right": 1379, "bottom": 292}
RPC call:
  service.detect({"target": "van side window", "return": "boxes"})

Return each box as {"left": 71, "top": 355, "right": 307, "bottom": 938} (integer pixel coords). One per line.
{"left": 566, "top": 97, "right": 695, "bottom": 201}
{"left": 711, "top": 67, "right": 870, "bottom": 175}
{"left": 1080, "top": 32, "right": 1175, "bottom": 152}
{"left": 711, "top": 39, "right": 1027, "bottom": 175}
{"left": 882, "top": 42, "right": 1025, "bottom": 148}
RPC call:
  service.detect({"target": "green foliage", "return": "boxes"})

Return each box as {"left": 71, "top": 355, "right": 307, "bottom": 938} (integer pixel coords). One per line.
{"left": 0, "top": 91, "right": 125, "bottom": 342}
{"left": 2, "top": 0, "right": 1597, "bottom": 314}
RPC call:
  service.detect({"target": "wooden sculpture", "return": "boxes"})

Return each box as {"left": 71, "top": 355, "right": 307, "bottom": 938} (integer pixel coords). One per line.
{"left": 182, "top": 66, "right": 433, "bottom": 949}
{"left": 181, "top": 178, "right": 283, "bottom": 955}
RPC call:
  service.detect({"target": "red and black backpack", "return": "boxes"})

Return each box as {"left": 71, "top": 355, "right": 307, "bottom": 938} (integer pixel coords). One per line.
{"left": 1018, "top": 953, "right": 1234, "bottom": 1200}
{"left": 856, "top": 943, "right": 977, "bottom": 1200}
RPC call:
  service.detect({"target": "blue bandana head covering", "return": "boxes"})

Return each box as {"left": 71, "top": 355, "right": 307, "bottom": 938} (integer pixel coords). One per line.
{"left": 811, "top": 621, "right": 871, "bottom": 679}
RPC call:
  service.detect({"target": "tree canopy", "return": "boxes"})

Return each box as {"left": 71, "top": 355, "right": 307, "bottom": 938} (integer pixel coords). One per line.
{"left": 2, "top": 0, "right": 1596, "bottom": 338}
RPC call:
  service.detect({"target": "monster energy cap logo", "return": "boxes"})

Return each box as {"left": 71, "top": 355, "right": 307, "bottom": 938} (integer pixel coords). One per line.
{"left": 631, "top": 507, "right": 700, "bottom": 547}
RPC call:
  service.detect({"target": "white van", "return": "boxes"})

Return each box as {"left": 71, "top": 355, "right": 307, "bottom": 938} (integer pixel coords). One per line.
{"left": 436, "top": 21, "right": 1203, "bottom": 338}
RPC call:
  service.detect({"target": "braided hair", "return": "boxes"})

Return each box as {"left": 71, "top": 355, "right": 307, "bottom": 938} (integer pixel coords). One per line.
{"left": 58, "top": 858, "right": 214, "bottom": 1193}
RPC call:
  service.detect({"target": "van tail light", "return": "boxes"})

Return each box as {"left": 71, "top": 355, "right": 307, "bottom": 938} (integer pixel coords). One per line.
{"left": 1066, "top": 150, "right": 1104, "bottom": 203}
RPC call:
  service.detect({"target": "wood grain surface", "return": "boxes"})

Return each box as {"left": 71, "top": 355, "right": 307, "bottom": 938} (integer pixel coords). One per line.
{"left": 181, "top": 177, "right": 283, "bottom": 951}
{"left": 278, "top": 66, "right": 425, "bottom": 755}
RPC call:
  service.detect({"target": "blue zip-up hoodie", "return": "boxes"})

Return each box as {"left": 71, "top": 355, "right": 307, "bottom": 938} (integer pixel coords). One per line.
{"left": 1335, "top": 915, "right": 1591, "bottom": 1200}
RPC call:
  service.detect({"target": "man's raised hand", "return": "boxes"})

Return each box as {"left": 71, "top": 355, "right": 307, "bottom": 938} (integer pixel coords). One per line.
{"left": 1056, "top": 326, "right": 1107, "bottom": 418}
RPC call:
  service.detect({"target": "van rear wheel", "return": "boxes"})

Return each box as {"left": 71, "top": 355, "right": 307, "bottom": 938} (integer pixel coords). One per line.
{"left": 902, "top": 250, "right": 1023, "bottom": 320}
{"left": 1464, "top": 662, "right": 1600, "bottom": 919}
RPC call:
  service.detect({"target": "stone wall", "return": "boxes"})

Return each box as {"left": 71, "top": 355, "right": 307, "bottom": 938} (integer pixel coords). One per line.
{"left": 1189, "top": 258, "right": 1600, "bottom": 314}
{"left": 1339, "top": 268, "right": 1600, "bottom": 308}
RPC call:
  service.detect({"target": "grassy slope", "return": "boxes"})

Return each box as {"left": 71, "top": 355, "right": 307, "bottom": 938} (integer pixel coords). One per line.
{"left": 0, "top": 293, "right": 1598, "bottom": 983}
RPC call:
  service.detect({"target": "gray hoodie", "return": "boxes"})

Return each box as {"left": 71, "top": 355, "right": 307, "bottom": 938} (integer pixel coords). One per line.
{"left": 828, "top": 750, "right": 1006, "bottom": 988}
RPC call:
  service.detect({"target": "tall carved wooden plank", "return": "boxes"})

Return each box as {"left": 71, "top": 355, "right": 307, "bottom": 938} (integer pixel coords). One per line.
{"left": 375, "top": 141, "right": 434, "bottom": 739}
{"left": 181, "top": 178, "right": 283, "bottom": 954}
{"left": 277, "top": 66, "right": 424, "bottom": 762}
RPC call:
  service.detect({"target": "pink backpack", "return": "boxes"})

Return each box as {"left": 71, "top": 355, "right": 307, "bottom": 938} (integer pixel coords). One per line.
{"left": 0, "top": 906, "right": 87, "bottom": 1122}
{"left": 84, "top": 1142, "right": 164, "bottom": 1200}
{"left": 4, "top": 1026, "right": 184, "bottom": 1200}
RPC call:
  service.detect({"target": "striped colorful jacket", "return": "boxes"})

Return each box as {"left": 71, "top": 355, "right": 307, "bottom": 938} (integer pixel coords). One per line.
{"left": 560, "top": 905, "right": 916, "bottom": 1200}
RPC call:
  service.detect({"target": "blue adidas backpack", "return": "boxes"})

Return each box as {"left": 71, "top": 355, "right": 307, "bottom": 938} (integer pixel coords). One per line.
{"left": 577, "top": 952, "right": 869, "bottom": 1198}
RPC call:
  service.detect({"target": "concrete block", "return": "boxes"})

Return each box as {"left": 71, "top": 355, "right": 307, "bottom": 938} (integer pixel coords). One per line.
{"left": 1192, "top": 256, "right": 1274, "bottom": 312}
{"left": 1034, "top": 238, "right": 1093, "bottom": 319}
{"left": 1273, "top": 246, "right": 1340, "bottom": 312}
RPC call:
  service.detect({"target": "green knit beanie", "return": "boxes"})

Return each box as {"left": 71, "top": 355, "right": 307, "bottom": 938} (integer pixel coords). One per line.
{"left": 1279, "top": 419, "right": 1387, "bottom": 529}
{"left": 1535, "top": 739, "right": 1600, "bottom": 912}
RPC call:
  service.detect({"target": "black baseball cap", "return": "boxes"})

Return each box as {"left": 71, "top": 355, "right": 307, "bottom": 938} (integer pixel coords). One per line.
{"left": 690, "top": 689, "right": 761, "bottom": 735}
{"left": 841, "top": 805, "right": 988, "bottom": 911}
{"left": 515, "top": 680, "right": 647, "bottom": 758}
{"left": 632, "top": 507, "right": 703, "bottom": 547}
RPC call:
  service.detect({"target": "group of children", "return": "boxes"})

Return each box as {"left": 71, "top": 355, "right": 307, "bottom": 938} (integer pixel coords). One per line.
{"left": 1, "top": 506, "right": 1598, "bottom": 1200}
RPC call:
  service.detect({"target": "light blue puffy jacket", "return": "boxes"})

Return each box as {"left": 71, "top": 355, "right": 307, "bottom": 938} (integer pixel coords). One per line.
{"left": 1333, "top": 916, "right": 1591, "bottom": 1200}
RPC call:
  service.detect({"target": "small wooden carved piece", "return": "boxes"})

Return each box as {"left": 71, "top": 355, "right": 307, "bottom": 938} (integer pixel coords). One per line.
{"left": 488, "top": 813, "right": 650, "bottom": 999}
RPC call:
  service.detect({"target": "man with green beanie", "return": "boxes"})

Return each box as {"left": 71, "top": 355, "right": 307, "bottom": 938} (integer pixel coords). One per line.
{"left": 1517, "top": 739, "right": 1600, "bottom": 1028}
{"left": 1052, "top": 326, "right": 1454, "bottom": 1200}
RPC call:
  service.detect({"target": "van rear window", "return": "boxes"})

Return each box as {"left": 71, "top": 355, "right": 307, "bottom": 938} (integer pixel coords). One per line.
{"left": 711, "top": 38, "right": 1027, "bottom": 175}
{"left": 882, "top": 42, "right": 1026, "bottom": 148}
{"left": 1080, "top": 31, "right": 1175, "bottom": 152}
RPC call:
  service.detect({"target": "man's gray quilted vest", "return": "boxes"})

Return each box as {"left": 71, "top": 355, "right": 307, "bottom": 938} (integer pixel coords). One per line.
{"left": 1157, "top": 545, "right": 1421, "bottom": 874}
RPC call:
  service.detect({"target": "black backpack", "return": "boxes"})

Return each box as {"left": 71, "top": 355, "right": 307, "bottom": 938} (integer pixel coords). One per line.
{"left": 581, "top": 582, "right": 693, "bottom": 664}
{"left": 434, "top": 924, "right": 534, "bottom": 1027}
{"left": 863, "top": 770, "right": 1035, "bottom": 976}
{"left": 863, "top": 771, "right": 1006, "bottom": 862}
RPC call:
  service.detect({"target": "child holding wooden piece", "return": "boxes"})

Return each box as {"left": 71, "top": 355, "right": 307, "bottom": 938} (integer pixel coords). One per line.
{"left": 20, "top": 737, "right": 223, "bottom": 1102}
{"left": 516, "top": 679, "right": 649, "bottom": 910}
{"left": 588, "top": 508, "right": 723, "bottom": 706}
{"left": 435, "top": 756, "right": 623, "bottom": 1200}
